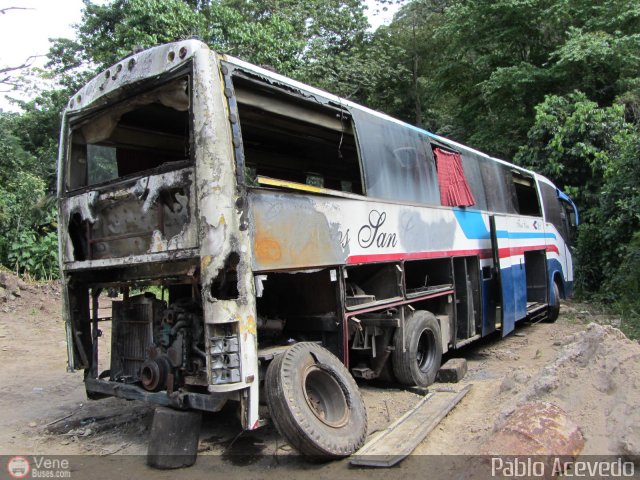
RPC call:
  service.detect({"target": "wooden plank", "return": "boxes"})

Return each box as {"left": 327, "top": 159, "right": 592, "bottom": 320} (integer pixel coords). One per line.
{"left": 351, "top": 384, "right": 472, "bottom": 467}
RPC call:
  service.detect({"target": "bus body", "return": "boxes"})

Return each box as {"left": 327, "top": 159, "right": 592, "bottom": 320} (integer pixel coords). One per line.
{"left": 57, "top": 41, "right": 577, "bottom": 444}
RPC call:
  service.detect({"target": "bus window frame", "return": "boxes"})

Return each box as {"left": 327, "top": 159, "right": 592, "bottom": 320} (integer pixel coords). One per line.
{"left": 559, "top": 197, "right": 578, "bottom": 246}
{"left": 64, "top": 67, "right": 194, "bottom": 196}
{"left": 223, "top": 67, "right": 367, "bottom": 197}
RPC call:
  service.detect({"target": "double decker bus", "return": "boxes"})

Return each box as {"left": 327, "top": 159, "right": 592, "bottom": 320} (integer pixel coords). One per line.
{"left": 57, "top": 40, "right": 578, "bottom": 458}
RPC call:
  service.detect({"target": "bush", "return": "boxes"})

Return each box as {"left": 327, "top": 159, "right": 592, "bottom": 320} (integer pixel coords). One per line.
{"left": 606, "top": 233, "right": 640, "bottom": 339}
{"left": 8, "top": 230, "right": 59, "bottom": 281}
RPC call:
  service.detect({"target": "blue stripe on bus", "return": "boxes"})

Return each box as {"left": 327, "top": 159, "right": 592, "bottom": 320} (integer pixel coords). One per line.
{"left": 453, "top": 209, "right": 491, "bottom": 239}
{"left": 497, "top": 231, "right": 556, "bottom": 239}
{"left": 453, "top": 209, "right": 556, "bottom": 240}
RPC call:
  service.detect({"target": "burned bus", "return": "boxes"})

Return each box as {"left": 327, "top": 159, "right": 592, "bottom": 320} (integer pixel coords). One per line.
{"left": 57, "top": 40, "right": 578, "bottom": 458}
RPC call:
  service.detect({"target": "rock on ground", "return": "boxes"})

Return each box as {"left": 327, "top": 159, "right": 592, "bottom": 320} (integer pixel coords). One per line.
{"left": 497, "top": 323, "right": 640, "bottom": 456}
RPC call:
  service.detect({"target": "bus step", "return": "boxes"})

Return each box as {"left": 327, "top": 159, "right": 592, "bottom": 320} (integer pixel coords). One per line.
{"left": 526, "top": 303, "right": 549, "bottom": 324}
{"left": 455, "top": 334, "right": 481, "bottom": 349}
{"left": 350, "top": 384, "right": 472, "bottom": 467}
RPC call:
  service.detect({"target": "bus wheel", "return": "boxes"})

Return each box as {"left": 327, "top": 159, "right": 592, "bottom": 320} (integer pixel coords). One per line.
{"left": 265, "top": 342, "right": 367, "bottom": 460}
{"left": 392, "top": 311, "right": 442, "bottom": 387}
{"left": 546, "top": 281, "right": 561, "bottom": 323}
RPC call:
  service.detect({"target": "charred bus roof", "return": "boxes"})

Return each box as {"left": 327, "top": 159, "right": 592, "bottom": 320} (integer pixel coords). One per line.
{"left": 64, "top": 40, "right": 207, "bottom": 115}
{"left": 66, "top": 39, "right": 544, "bottom": 184}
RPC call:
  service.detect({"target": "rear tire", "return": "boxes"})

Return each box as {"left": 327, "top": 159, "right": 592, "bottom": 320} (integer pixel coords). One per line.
{"left": 547, "top": 281, "right": 561, "bottom": 323}
{"left": 392, "top": 311, "right": 442, "bottom": 387}
{"left": 265, "top": 342, "right": 367, "bottom": 459}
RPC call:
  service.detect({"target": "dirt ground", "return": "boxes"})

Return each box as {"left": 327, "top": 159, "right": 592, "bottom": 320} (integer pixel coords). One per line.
{"left": 1, "top": 272, "right": 639, "bottom": 479}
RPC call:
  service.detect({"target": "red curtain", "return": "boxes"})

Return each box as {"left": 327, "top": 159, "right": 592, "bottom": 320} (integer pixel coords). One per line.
{"left": 433, "top": 147, "right": 476, "bottom": 207}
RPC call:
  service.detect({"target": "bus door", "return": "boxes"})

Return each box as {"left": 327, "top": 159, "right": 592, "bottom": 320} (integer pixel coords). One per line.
{"left": 490, "top": 215, "right": 526, "bottom": 336}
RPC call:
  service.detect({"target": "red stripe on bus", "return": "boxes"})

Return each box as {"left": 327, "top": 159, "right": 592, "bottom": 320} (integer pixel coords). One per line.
{"left": 504, "top": 245, "right": 559, "bottom": 257}
{"left": 346, "top": 245, "right": 559, "bottom": 264}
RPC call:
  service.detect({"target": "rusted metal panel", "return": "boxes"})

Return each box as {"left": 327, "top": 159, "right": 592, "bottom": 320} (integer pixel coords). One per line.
{"left": 251, "top": 192, "right": 348, "bottom": 270}
{"left": 59, "top": 167, "right": 197, "bottom": 263}
{"left": 192, "top": 49, "right": 260, "bottom": 428}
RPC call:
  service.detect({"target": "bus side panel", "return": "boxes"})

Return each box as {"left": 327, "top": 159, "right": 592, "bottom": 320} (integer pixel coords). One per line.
{"left": 248, "top": 190, "right": 465, "bottom": 272}
{"left": 543, "top": 220, "right": 571, "bottom": 299}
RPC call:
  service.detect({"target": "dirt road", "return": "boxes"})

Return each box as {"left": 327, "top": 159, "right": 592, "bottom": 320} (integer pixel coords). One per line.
{"left": 1, "top": 274, "right": 638, "bottom": 479}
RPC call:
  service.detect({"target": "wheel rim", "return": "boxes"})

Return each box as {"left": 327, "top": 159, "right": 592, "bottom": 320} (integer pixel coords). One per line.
{"left": 302, "top": 365, "right": 350, "bottom": 428}
{"left": 416, "top": 328, "right": 436, "bottom": 373}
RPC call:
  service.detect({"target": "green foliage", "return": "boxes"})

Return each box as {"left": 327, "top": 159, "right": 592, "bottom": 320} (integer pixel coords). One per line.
{"left": 0, "top": 114, "right": 56, "bottom": 279}
{"left": 515, "top": 92, "right": 630, "bottom": 214}
{"left": 516, "top": 90, "right": 640, "bottom": 331}
{"left": 8, "top": 230, "right": 59, "bottom": 281}
{"left": 48, "top": 0, "right": 370, "bottom": 81}
{"left": 295, "top": 30, "right": 409, "bottom": 107}
{"left": 206, "top": 4, "right": 304, "bottom": 74}
{"left": 608, "top": 233, "right": 640, "bottom": 339}
{"left": 10, "top": 89, "right": 70, "bottom": 192}
{"left": 382, "top": 0, "right": 640, "bottom": 157}
{"left": 78, "top": 0, "right": 207, "bottom": 68}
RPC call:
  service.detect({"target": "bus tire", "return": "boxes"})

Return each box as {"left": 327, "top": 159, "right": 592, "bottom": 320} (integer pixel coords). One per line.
{"left": 546, "top": 281, "right": 561, "bottom": 323}
{"left": 265, "top": 342, "right": 367, "bottom": 460}
{"left": 392, "top": 311, "right": 442, "bottom": 387}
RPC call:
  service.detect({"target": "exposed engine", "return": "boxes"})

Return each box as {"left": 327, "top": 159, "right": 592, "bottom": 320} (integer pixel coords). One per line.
{"left": 110, "top": 293, "right": 206, "bottom": 392}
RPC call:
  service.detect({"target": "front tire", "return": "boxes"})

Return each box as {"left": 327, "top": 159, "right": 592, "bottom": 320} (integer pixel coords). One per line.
{"left": 265, "top": 342, "right": 367, "bottom": 459}
{"left": 392, "top": 311, "right": 443, "bottom": 387}
{"left": 547, "top": 281, "right": 561, "bottom": 322}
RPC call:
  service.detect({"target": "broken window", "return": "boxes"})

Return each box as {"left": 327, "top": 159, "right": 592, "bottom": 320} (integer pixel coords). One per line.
{"left": 512, "top": 171, "right": 542, "bottom": 217}
{"left": 233, "top": 76, "right": 363, "bottom": 194}
{"left": 66, "top": 77, "right": 191, "bottom": 191}
{"left": 479, "top": 159, "right": 518, "bottom": 214}
{"left": 433, "top": 147, "right": 476, "bottom": 207}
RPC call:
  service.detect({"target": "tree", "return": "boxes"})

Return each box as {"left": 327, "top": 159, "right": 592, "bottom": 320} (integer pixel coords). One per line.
{"left": 0, "top": 56, "right": 42, "bottom": 93}
{"left": 390, "top": 0, "right": 640, "bottom": 158}
{"left": 10, "top": 89, "right": 69, "bottom": 193}
{"left": 516, "top": 91, "right": 640, "bottom": 300}
{"left": 0, "top": 114, "right": 50, "bottom": 269}
{"left": 48, "top": 0, "right": 371, "bottom": 80}
{"left": 515, "top": 92, "right": 628, "bottom": 214}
